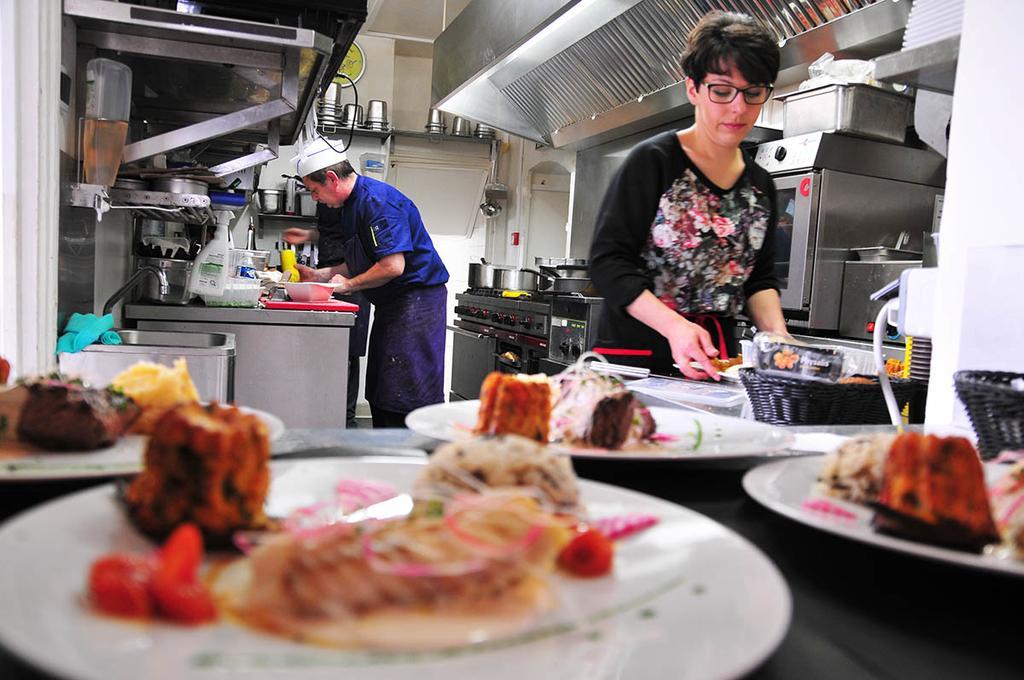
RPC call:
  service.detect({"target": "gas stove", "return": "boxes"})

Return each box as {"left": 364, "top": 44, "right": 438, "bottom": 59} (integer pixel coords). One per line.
{"left": 454, "top": 291, "right": 550, "bottom": 339}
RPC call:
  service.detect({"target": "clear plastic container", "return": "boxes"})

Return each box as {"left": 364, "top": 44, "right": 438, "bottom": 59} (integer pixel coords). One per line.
{"left": 82, "top": 58, "right": 132, "bottom": 186}
{"left": 85, "top": 58, "right": 132, "bottom": 121}
{"left": 202, "top": 277, "right": 262, "bottom": 308}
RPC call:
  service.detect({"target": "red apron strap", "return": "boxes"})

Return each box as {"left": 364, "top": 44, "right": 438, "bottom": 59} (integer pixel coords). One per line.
{"left": 684, "top": 313, "right": 729, "bottom": 359}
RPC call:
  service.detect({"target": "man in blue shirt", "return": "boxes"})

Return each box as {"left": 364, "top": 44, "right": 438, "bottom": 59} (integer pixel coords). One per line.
{"left": 287, "top": 137, "right": 449, "bottom": 427}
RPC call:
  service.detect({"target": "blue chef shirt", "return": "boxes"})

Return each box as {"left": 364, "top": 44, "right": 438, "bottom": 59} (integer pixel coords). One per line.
{"left": 333, "top": 174, "right": 449, "bottom": 306}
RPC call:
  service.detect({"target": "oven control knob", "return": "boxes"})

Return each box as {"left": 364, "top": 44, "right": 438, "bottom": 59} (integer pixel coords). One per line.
{"left": 490, "top": 312, "right": 500, "bottom": 322}
{"left": 476, "top": 309, "right": 486, "bottom": 318}
{"left": 774, "top": 146, "right": 787, "bottom": 162}
{"left": 509, "top": 314, "right": 517, "bottom": 326}
{"left": 521, "top": 316, "right": 532, "bottom": 328}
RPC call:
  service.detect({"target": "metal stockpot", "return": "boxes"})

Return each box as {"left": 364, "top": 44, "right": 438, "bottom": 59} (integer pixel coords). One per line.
{"left": 468, "top": 258, "right": 504, "bottom": 289}
{"left": 496, "top": 268, "right": 542, "bottom": 292}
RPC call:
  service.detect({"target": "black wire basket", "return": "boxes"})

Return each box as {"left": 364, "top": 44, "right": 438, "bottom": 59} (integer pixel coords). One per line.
{"left": 954, "top": 371, "right": 1024, "bottom": 458}
{"left": 739, "top": 368, "right": 928, "bottom": 426}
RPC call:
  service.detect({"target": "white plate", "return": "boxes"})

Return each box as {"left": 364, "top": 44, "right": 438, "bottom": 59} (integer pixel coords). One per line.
{"left": 0, "top": 405, "right": 285, "bottom": 481}
{"left": 406, "top": 401, "right": 796, "bottom": 461}
{"left": 0, "top": 458, "right": 791, "bottom": 680}
{"left": 743, "top": 456, "right": 1024, "bottom": 578}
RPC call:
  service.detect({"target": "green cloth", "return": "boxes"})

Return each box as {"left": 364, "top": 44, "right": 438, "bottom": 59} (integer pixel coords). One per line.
{"left": 55, "top": 313, "right": 121, "bottom": 354}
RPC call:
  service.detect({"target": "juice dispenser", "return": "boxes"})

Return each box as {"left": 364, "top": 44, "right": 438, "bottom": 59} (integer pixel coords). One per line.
{"left": 82, "top": 58, "right": 132, "bottom": 186}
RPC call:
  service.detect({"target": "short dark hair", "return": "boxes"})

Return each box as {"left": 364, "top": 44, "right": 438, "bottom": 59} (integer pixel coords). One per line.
{"left": 307, "top": 160, "right": 356, "bottom": 184}
{"left": 681, "top": 11, "right": 780, "bottom": 87}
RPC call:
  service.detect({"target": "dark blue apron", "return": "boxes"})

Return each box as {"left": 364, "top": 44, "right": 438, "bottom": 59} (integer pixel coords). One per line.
{"left": 339, "top": 234, "right": 447, "bottom": 413}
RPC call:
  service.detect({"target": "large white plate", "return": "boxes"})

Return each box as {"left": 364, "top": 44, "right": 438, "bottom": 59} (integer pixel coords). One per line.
{"left": 406, "top": 400, "right": 796, "bottom": 461}
{"left": 0, "top": 457, "right": 790, "bottom": 680}
{"left": 743, "top": 456, "right": 1024, "bottom": 578}
{"left": 0, "top": 405, "right": 285, "bottom": 481}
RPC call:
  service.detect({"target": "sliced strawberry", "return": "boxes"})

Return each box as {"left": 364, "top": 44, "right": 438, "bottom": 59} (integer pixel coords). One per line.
{"left": 88, "top": 554, "right": 155, "bottom": 618}
{"left": 557, "top": 529, "right": 614, "bottom": 577}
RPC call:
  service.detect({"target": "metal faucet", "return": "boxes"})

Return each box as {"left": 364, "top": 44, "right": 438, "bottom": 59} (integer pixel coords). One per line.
{"left": 103, "top": 265, "right": 170, "bottom": 316}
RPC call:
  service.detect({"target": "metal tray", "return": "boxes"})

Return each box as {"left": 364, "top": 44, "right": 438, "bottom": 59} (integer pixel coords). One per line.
{"left": 778, "top": 84, "right": 913, "bottom": 143}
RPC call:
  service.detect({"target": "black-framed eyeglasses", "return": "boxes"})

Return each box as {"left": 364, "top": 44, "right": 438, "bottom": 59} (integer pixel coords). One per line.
{"left": 701, "top": 82, "right": 773, "bottom": 105}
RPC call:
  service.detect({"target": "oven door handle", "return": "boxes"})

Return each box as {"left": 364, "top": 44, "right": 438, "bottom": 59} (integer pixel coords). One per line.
{"left": 448, "top": 325, "right": 487, "bottom": 340}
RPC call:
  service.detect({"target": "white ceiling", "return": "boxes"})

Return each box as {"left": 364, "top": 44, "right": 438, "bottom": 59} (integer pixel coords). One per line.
{"left": 362, "top": 0, "right": 473, "bottom": 55}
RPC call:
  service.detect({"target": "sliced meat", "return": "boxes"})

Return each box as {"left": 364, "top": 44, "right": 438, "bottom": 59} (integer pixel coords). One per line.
{"left": 17, "top": 381, "right": 140, "bottom": 450}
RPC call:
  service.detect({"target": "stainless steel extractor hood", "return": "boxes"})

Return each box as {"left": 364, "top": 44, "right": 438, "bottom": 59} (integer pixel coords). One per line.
{"left": 64, "top": 0, "right": 365, "bottom": 175}
{"left": 433, "top": 0, "right": 912, "bottom": 149}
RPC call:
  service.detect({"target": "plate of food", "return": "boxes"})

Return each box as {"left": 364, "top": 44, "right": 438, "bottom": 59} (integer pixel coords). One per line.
{"left": 743, "top": 432, "right": 1024, "bottom": 577}
{"left": 406, "top": 359, "right": 794, "bottom": 461}
{"left": 0, "top": 360, "right": 284, "bottom": 481}
{"left": 0, "top": 424, "right": 791, "bottom": 680}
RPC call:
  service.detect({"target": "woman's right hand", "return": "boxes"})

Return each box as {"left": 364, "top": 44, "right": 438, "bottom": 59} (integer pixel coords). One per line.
{"left": 665, "top": 318, "right": 720, "bottom": 381}
{"left": 282, "top": 227, "right": 317, "bottom": 245}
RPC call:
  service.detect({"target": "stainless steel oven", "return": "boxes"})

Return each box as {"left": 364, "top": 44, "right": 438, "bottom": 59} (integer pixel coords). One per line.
{"left": 449, "top": 292, "right": 550, "bottom": 401}
{"left": 754, "top": 132, "right": 945, "bottom": 331}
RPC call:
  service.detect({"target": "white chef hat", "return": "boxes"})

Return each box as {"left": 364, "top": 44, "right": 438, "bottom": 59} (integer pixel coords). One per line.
{"left": 291, "top": 136, "right": 348, "bottom": 179}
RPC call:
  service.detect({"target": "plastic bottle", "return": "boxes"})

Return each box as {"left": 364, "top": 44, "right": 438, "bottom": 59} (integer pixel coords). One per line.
{"left": 190, "top": 211, "right": 235, "bottom": 297}
{"left": 83, "top": 58, "right": 132, "bottom": 186}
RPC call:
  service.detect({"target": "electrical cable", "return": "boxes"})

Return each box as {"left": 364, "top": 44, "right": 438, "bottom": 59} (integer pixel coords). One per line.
{"left": 873, "top": 298, "right": 903, "bottom": 428}
{"left": 318, "top": 73, "right": 358, "bottom": 155}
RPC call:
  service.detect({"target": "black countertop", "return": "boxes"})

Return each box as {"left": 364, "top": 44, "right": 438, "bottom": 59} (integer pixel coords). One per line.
{"left": 0, "top": 428, "right": 1019, "bottom": 680}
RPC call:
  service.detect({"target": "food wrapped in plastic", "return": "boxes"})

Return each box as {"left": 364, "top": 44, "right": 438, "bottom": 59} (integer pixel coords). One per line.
{"left": 749, "top": 332, "right": 846, "bottom": 383}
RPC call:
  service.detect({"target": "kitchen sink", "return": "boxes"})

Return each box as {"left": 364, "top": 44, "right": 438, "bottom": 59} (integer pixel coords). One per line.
{"left": 111, "top": 330, "right": 233, "bottom": 349}
{"left": 58, "top": 330, "right": 236, "bottom": 401}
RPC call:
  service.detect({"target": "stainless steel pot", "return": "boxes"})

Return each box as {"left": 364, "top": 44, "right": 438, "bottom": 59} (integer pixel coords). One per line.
{"left": 136, "top": 257, "right": 195, "bottom": 304}
{"left": 340, "top": 103, "right": 363, "bottom": 128}
{"left": 496, "top": 268, "right": 542, "bottom": 292}
{"left": 364, "top": 100, "right": 389, "bottom": 130}
{"left": 259, "top": 189, "right": 283, "bottom": 213}
{"left": 468, "top": 258, "right": 505, "bottom": 289}
{"left": 451, "top": 116, "right": 473, "bottom": 137}
{"left": 425, "top": 108, "right": 446, "bottom": 134}
{"left": 549, "top": 277, "right": 593, "bottom": 294}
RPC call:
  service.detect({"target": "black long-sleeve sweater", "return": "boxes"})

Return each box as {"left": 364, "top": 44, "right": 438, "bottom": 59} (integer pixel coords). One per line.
{"left": 589, "top": 130, "right": 780, "bottom": 368}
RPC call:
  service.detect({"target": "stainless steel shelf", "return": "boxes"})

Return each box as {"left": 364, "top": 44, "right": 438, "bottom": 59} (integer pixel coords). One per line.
{"left": 874, "top": 36, "right": 960, "bottom": 95}
{"left": 317, "top": 125, "right": 495, "bottom": 144}
{"left": 67, "top": 183, "right": 214, "bottom": 223}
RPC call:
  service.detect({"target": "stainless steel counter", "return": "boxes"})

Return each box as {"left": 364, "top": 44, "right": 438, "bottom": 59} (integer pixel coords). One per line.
{"left": 124, "top": 303, "right": 355, "bottom": 327}
{"left": 125, "top": 303, "right": 358, "bottom": 429}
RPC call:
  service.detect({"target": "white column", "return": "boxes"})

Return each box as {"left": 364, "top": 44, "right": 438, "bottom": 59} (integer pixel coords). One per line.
{"left": 926, "top": 0, "right": 1024, "bottom": 424}
{"left": 0, "top": 0, "right": 61, "bottom": 377}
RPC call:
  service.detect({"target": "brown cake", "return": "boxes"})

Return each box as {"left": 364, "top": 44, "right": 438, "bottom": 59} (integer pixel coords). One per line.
{"left": 873, "top": 432, "right": 998, "bottom": 551}
{"left": 16, "top": 380, "right": 139, "bottom": 450}
{"left": 474, "top": 372, "right": 552, "bottom": 443}
{"left": 123, "top": 402, "right": 271, "bottom": 539}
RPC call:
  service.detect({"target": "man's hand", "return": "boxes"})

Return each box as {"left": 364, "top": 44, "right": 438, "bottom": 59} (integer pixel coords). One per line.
{"left": 283, "top": 227, "right": 317, "bottom": 245}
{"left": 329, "top": 274, "right": 353, "bottom": 295}
{"left": 295, "top": 264, "right": 322, "bottom": 282}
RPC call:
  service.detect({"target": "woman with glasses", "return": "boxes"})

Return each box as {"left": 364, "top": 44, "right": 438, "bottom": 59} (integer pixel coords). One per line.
{"left": 589, "top": 10, "right": 789, "bottom": 380}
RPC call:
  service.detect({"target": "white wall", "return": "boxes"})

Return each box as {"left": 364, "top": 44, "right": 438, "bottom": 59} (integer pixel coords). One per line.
{"left": 925, "top": 2, "right": 1024, "bottom": 425}
{"left": 392, "top": 55, "right": 433, "bottom": 131}
{"left": 0, "top": 0, "right": 61, "bottom": 376}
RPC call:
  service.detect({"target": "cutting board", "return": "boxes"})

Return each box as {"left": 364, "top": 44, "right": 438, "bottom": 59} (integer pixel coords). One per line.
{"left": 262, "top": 300, "right": 359, "bottom": 312}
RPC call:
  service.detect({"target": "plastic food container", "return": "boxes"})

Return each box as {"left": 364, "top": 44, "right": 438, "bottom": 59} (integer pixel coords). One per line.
{"left": 202, "top": 278, "right": 261, "bottom": 307}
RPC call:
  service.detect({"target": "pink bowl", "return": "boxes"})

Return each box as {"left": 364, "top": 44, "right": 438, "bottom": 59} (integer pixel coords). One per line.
{"left": 284, "top": 282, "right": 336, "bottom": 302}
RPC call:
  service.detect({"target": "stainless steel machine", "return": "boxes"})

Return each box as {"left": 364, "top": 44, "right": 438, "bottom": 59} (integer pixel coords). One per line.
{"left": 753, "top": 132, "right": 945, "bottom": 335}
